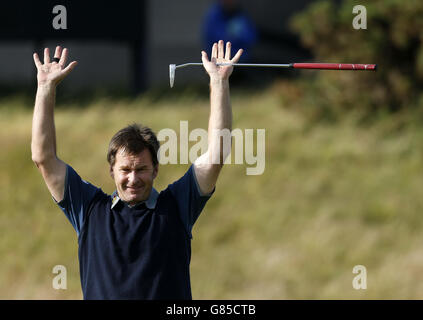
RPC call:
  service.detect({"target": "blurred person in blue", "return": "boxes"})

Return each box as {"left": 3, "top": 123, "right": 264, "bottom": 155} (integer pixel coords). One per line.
{"left": 203, "top": 0, "right": 257, "bottom": 63}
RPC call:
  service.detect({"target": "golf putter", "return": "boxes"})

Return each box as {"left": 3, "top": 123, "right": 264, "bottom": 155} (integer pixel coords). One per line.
{"left": 169, "top": 62, "right": 377, "bottom": 88}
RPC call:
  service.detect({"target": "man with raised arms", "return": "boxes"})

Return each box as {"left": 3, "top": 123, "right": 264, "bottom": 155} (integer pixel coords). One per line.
{"left": 31, "top": 40, "right": 242, "bottom": 299}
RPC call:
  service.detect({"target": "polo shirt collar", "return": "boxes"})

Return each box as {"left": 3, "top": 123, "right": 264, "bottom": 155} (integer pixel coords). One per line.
{"left": 111, "top": 188, "right": 159, "bottom": 210}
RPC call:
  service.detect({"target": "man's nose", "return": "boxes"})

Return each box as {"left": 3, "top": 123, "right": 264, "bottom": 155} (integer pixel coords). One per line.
{"left": 128, "top": 170, "right": 137, "bottom": 183}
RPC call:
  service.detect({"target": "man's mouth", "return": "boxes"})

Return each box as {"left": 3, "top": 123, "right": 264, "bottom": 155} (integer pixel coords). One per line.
{"left": 126, "top": 186, "right": 143, "bottom": 192}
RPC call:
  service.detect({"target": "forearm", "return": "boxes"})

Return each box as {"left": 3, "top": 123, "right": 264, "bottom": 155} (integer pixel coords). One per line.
{"left": 194, "top": 40, "right": 241, "bottom": 192}
{"left": 207, "top": 78, "right": 232, "bottom": 164}
{"left": 31, "top": 84, "right": 58, "bottom": 164}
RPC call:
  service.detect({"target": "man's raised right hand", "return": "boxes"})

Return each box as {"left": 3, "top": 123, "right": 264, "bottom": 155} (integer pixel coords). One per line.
{"left": 33, "top": 46, "right": 78, "bottom": 87}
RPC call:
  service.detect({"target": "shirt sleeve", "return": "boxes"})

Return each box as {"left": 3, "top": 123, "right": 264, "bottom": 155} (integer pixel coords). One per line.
{"left": 168, "top": 164, "right": 214, "bottom": 239}
{"left": 54, "top": 165, "right": 100, "bottom": 237}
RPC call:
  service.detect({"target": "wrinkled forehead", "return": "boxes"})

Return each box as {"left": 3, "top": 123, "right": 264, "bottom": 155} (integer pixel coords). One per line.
{"left": 115, "top": 148, "right": 153, "bottom": 167}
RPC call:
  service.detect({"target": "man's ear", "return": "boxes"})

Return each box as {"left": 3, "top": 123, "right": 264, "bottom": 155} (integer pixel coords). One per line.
{"left": 110, "top": 165, "right": 114, "bottom": 179}
{"left": 152, "top": 164, "right": 159, "bottom": 180}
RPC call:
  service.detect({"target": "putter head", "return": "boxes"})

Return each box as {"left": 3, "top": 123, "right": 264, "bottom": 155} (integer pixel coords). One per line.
{"left": 169, "top": 64, "right": 176, "bottom": 88}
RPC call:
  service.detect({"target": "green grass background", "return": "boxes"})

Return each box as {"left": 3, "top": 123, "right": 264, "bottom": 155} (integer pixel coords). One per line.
{"left": 1, "top": 84, "right": 423, "bottom": 299}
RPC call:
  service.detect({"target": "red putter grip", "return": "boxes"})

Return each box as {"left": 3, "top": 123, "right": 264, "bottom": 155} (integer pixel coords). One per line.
{"left": 293, "top": 63, "right": 377, "bottom": 71}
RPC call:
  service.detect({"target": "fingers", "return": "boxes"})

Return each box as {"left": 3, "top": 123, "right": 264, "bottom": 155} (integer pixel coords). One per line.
{"left": 53, "top": 46, "right": 62, "bottom": 63}
{"left": 37, "top": 46, "right": 71, "bottom": 67}
{"left": 59, "top": 48, "right": 68, "bottom": 66}
{"left": 33, "top": 53, "right": 42, "bottom": 68}
{"left": 231, "top": 48, "right": 244, "bottom": 64}
{"left": 211, "top": 43, "right": 218, "bottom": 60}
{"left": 218, "top": 40, "right": 224, "bottom": 59}
{"left": 210, "top": 40, "right": 234, "bottom": 60}
{"left": 44, "top": 48, "right": 50, "bottom": 64}
{"left": 225, "top": 42, "right": 231, "bottom": 60}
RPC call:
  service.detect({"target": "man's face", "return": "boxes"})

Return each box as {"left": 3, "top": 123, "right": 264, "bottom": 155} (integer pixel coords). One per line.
{"left": 110, "top": 148, "right": 158, "bottom": 206}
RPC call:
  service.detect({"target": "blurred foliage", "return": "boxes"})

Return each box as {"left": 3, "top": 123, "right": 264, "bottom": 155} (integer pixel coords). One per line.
{"left": 3, "top": 88, "right": 423, "bottom": 298}
{"left": 286, "top": 0, "right": 423, "bottom": 120}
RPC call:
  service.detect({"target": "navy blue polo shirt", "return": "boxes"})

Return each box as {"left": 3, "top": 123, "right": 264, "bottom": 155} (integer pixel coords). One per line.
{"left": 55, "top": 164, "right": 213, "bottom": 300}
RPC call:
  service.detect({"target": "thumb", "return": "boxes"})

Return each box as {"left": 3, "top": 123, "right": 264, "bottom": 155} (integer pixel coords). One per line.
{"left": 201, "top": 51, "right": 209, "bottom": 64}
{"left": 62, "top": 61, "right": 78, "bottom": 77}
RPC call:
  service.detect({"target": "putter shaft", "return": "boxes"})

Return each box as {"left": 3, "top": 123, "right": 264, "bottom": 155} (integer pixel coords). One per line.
{"left": 169, "top": 62, "right": 377, "bottom": 87}
{"left": 175, "top": 63, "right": 291, "bottom": 69}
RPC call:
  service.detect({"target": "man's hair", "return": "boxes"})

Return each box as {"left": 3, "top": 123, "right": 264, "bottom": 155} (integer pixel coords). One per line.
{"left": 107, "top": 123, "right": 160, "bottom": 168}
